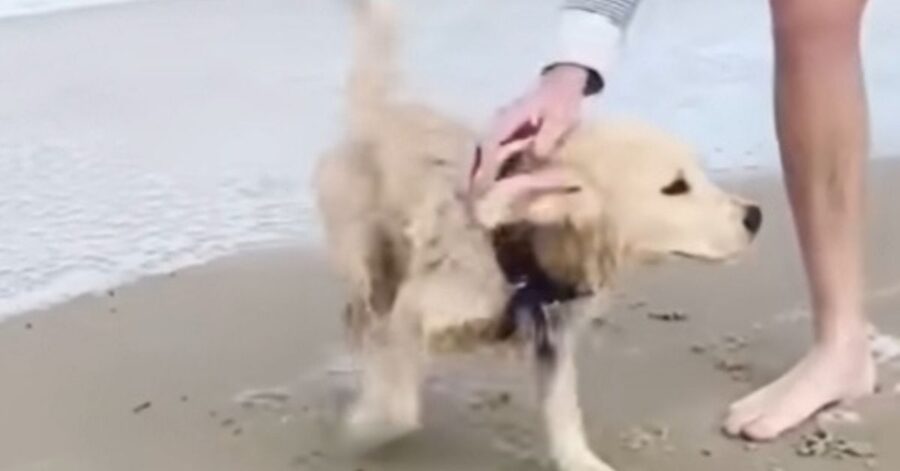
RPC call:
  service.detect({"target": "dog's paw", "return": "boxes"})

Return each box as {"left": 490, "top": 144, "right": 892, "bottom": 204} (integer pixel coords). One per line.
{"left": 339, "top": 402, "right": 420, "bottom": 455}
{"left": 555, "top": 450, "right": 616, "bottom": 471}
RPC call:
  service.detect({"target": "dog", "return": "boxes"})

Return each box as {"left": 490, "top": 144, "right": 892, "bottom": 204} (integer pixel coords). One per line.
{"left": 313, "top": 2, "right": 762, "bottom": 470}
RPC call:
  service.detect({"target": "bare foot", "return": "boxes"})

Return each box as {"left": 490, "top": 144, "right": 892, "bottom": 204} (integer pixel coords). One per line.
{"left": 724, "top": 335, "right": 875, "bottom": 441}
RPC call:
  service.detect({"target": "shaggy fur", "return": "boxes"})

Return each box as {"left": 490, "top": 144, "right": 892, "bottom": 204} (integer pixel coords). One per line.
{"left": 313, "top": 2, "right": 761, "bottom": 470}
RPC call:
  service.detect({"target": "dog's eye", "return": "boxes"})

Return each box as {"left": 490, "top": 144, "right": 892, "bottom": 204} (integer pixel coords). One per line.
{"left": 661, "top": 176, "right": 690, "bottom": 196}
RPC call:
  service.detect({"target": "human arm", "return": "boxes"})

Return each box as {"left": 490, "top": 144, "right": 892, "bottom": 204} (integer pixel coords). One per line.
{"left": 471, "top": 0, "right": 642, "bottom": 195}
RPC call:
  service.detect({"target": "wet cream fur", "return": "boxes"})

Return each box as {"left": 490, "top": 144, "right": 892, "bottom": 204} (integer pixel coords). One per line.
{"left": 313, "top": 2, "right": 758, "bottom": 470}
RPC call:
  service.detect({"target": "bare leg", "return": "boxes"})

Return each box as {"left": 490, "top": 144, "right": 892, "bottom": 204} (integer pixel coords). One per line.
{"left": 725, "top": 0, "right": 874, "bottom": 441}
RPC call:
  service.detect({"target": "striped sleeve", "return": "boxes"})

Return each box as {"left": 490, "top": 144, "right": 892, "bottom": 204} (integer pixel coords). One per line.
{"left": 563, "top": 0, "right": 641, "bottom": 28}
{"left": 548, "top": 0, "right": 642, "bottom": 94}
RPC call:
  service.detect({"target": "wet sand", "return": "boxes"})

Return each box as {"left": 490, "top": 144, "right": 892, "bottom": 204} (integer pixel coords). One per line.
{"left": 1, "top": 163, "right": 899, "bottom": 471}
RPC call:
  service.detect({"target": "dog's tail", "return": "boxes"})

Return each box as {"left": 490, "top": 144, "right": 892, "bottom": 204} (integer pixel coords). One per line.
{"left": 347, "top": 0, "right": 398, "bottom": 136}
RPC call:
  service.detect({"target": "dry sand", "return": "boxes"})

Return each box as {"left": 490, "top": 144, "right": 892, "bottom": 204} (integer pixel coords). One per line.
{"left": 2, "top": 163, "right": 899, "bottom": 471}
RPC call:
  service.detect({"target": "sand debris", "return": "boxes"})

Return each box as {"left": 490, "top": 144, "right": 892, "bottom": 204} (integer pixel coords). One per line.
{"left": 234, "top": 388, "right": 291, "bottom": 412}
{"left": 794, "top": 428, "right": 876, "bottom": 461}
{"left": 620, "top": 424, "right": 672, "bottom": 452}
{"left": 722, "top": 334, "right": 749, "bottom": 352}
{"left": 621, "top": 428, "right": 654, "bottom": 451}
{"left": 691, "top": 333, "right": 754, "bottom": 382}
{"left": 647, "top": 310, "right": 689, "bottom": 322}
{"left": 869, "top": 329, "right": 900, "bottom": 365}
{"left": 626, "top": 300, "right": 648, "bottom": 310}
{"left": 132, "top": 401, "right": 152, "bottom": 414}
{"left": 715, "top": 358, "right": 752, "bottom": 383}
{"left": 766, "top": 461, "right": 785, "bottom": 471}
{"left": 691, "top": 333, "right": 750, "bottom": 354}
{"left": 291, "top": 450, "right": 327, "bottom": 468}
{"left": 470, "top": 390, "right": 513, "bottom": 411}
{"left": 218, "top": 417, "right": 244, "bottom": 437}
{"left": 690, "top": 344, "right": 708, "bottom": 354}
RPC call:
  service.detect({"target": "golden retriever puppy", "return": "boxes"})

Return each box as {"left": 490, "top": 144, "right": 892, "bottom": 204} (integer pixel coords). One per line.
{"left": 313, "top": 2, "right": 762, "bottom": 470}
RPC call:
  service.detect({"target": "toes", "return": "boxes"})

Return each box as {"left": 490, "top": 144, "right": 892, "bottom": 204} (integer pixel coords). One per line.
{"left": 723, "top": 386, "right": 778, "bottom": 437}
{"left": 723, "top": 404, "right": 764, "bottom": 437}
{"left": 740, "top": 396, "right": 832, "bottom": 442}
{"left": 740, "top": 415, "right": 791, "bottom": 442}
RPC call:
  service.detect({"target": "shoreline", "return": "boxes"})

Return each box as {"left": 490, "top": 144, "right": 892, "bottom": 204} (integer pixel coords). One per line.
{"left": 2, "top": 157, "right": 896, "bottom": 322}
{"left": 0, "top": 164, "right": 799, "bottom": 321}
{"left": 0, "top": 0, "right": 145, "bottom": 22}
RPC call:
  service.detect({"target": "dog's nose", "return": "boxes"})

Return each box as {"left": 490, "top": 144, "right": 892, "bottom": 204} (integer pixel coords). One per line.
{"left": 743, "top": 205, "right": 763, "bottom": 234}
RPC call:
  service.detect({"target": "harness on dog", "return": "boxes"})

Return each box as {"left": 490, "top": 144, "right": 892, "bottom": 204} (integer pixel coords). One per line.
{"left": 471, "top": 120, "right": 582, "bottom": 362}
{"left": 492, "top": 225, "right": 580, "bottom": 363}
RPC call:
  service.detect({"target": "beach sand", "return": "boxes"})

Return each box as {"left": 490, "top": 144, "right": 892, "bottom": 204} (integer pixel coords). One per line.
{"left": 2, "top": 163, "right": 898, "bottom": 471}
{"left": 2, "top": 0, "right": 899, "bottom": 469}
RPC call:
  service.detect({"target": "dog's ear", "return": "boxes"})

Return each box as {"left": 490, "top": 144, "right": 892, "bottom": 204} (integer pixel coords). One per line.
{"left": 473, "top": 168, "right": 585, "bottom": 229}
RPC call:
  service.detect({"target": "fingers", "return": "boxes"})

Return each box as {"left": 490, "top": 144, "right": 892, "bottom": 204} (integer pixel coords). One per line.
{"left": 474, "top": 77, "right": 583, "bottom": 201}
{"left": 490, "top": 97, "right": 539, "bottom": 143}
{"left": 484, "top": 101, "right": 535, "bottom": 156}
{"left": 470, "top": 136, "right": 535, "bottom": 197}
{"left": 473, "top": 169, "right": 577, "bottom": 228}
{"left": 532, "top": 116, "right": 569, "bottom": 158}
{"left": 491, "top": 170, "right": 576, "bottom": 200}
{"left": 499, "top": 117, "right": 542, "bottom": 146}
{"left": 532, "top": 101, "right": 580, "bottom": 158}
{"left": 472, "top": 95, "right": 541, "bottom": 188}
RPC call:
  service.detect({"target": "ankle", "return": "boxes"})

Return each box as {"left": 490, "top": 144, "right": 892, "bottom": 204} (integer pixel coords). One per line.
{"left": 815, "top": 329, "right": 869, "bottom": 355}
{"left": 812, "top": 307, "right": 867, "bottom": 345}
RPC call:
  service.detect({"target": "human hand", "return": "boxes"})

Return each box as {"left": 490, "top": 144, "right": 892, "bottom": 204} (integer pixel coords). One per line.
{"left": 468, "top": 64, "right": 589, "bottom": 203}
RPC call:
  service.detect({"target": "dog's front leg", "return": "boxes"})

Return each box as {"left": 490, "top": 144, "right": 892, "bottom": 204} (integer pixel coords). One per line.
{"left": 343, "top": 303, "right": 423, "bottom": 454}
{"left": 535, "top": 319, "right": 614, "bottom": 471}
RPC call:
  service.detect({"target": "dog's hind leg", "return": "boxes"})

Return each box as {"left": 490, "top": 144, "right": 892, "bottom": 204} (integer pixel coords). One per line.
{"left": 534, "top": 315, "right": 614, "bottom": 471}
{"left": 342, "top": 287, "right": 424, "bottom": 454}
{"left": 315, "top": 141, "right": 400, "bottom": 313}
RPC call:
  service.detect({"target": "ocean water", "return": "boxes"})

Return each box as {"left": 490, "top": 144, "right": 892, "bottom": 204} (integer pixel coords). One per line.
{"left": 0, "top": 0, "right": 897, "bottom": 319}
{"left": 0, "top": 0, "right": 141, "bottom": 18}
